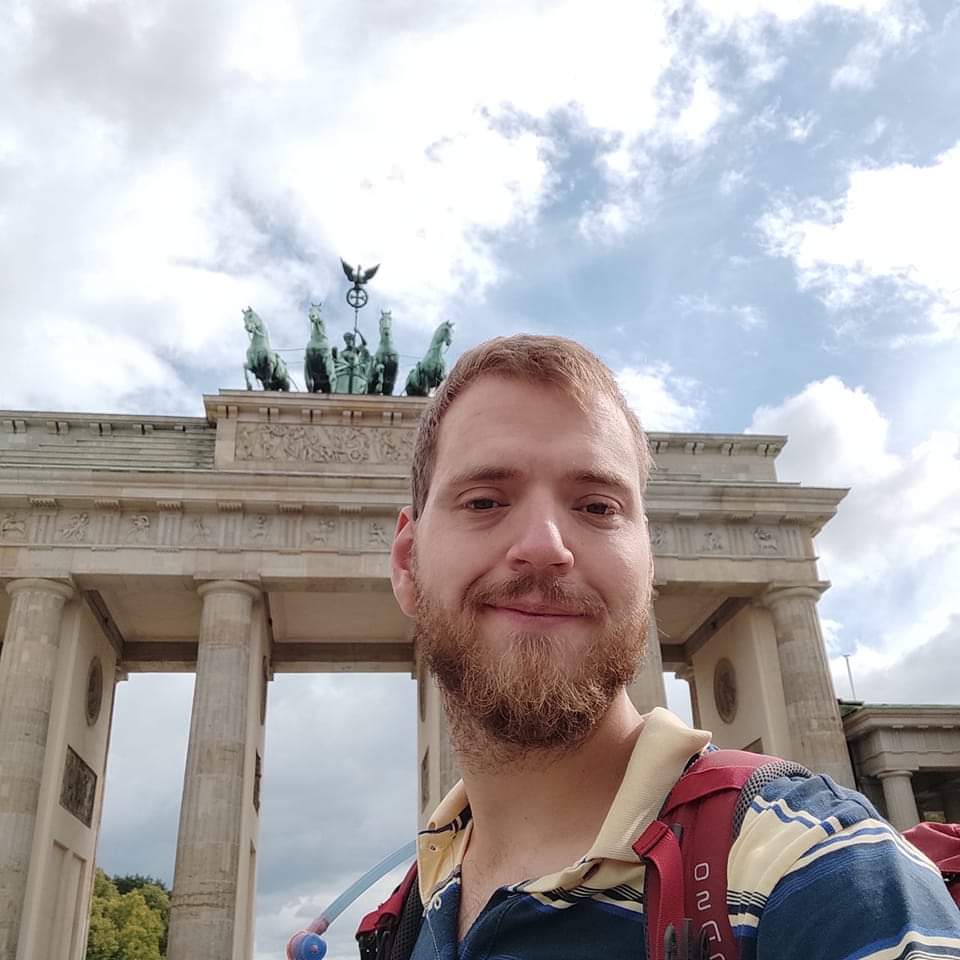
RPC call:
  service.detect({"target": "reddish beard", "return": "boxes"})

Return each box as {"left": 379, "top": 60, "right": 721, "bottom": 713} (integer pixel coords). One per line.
{"left": 414, "top": 569, "right": 649, "bottom": 758}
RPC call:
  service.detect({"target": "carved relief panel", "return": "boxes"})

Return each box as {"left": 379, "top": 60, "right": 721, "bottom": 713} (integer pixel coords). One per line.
{"left": 234, "top": 423, "right": 415, "bottom": 466}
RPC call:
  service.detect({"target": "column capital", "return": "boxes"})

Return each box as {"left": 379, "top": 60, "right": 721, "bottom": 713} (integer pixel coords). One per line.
{"left": 760, "top": 582, "right": 829, "bottom": 608}
{"left": 196, "top": 579, "right": 261, "bottom": 602}
{"left": 6, "top": 577, "right": 74, "bottom": 602}
{"left": 877, "top": 768, "right": 918, "bottom": 780}
{"left": 674, "top": 664, "right": 695, "bottom": 683}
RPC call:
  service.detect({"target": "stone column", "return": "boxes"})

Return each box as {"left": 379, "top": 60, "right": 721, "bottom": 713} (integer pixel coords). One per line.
{"left": 941, "top": 787, "right": 960, "bottom": 825}
{"left": 879, "top": 770, "right": 920, "bottom": 831}
{"left": 0, "top": 578, "right": 74, "bottom": 960}
{"left": 627, "top": 609, "right": 667, "bottom": 715}
{"left": 674, "top": 664, "right": 702, "bottom": 729}
{"left": 167, "top": 580, "right": 261, "bottom": 960}
{"left": 762, "top": 586, "right": 855, "bottom": 787}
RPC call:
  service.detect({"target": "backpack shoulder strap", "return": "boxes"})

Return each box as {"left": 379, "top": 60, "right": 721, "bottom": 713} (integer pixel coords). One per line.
{"left": 637, "top": 749, "right": 810, "bottom": 960}
{"left": 356, "top": 861, "right": 421, "bottom": 960}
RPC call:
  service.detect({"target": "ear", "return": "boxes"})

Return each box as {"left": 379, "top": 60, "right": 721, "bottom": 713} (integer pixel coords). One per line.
{"left": 391, "top": 506, "right": 417, "bottom": 618}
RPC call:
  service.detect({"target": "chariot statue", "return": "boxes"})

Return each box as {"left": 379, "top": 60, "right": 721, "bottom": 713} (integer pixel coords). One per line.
{"left": 242, "top": 258, "right": 455, "bottom": 397}
{"left": 332, "top": 330, "right": 372, "bottom": 394}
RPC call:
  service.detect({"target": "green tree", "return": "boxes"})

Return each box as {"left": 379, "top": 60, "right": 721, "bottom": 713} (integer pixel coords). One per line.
{"left": 86, "top": 868, "right": 169, "bottom": 960}
{"left": 113, "top": 874, "right": 168, "bottom": 897}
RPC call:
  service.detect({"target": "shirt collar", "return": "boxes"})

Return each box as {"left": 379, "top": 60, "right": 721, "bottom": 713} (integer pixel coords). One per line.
{"left": 416, "top": 707, "right": 712, "bottom": 899}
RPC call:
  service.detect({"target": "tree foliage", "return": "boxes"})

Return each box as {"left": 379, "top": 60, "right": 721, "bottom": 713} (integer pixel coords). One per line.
{"left": 86, "top": 868, "right": 170, "bottom": 960}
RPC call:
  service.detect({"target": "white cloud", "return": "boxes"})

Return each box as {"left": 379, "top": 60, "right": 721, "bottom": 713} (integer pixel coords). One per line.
{"left": 828, "top": 616, "right": 960, "bottom": 705}
{"left": 695, "top": 0, "right": 903, "bottom": 20}
{"left": 693, "top": 0, "right": 925, "bottom": 96}
{"left": 672, "top": 68, "right": 729, "bottom": 144}
{"left": 759, "top": 143, "right": 960, "bottom": 342}
{"left": 785, "top": 111, "right": 819, "bottom": 142}
{"left": 830, "top": 2, "right": 925, "bottom": 89}
{"left": 719, "top": 169, "right": 748, "bottom": 194}
{"left": 749, "top": 377, "right": 960, "bottom": 661}
{"left": 617, "top": 364, "right": 703, "bottom": 432}
{"left": 675, "top": 294, "right": 767, "bottom": 330}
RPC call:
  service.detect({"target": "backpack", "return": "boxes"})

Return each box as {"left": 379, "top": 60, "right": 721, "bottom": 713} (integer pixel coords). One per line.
{"left": 353, "top": 750, "right": 960, "bottom": 960}
{"left": 902, "top": 822, "right": 960, "bottom": 907}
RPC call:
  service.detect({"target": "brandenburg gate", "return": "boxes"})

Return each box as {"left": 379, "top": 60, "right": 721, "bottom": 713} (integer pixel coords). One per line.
{"left": 0, "top": 389, "right": 853, "bottom": 959}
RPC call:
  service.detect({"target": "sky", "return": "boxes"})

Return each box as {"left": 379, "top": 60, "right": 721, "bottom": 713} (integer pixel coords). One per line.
{"left": 3, "top": 0, "right": 960, "bottom": 957}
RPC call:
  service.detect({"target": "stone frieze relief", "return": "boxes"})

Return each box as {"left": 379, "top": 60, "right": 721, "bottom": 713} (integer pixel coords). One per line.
{"left": 0, "top": 504, "right": 806, "bottom": 559}
{"left": 234, "top": 423, "right": 415, "bottom": 465}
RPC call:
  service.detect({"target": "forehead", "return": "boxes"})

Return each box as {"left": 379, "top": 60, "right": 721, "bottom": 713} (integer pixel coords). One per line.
{"left": 432, "top": 375, "right": 640, "bottom": 483}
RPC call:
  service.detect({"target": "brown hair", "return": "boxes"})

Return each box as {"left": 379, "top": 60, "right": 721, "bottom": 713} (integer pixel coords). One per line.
{"left": 410, "top": 334, "right": 652, "bottom": 518}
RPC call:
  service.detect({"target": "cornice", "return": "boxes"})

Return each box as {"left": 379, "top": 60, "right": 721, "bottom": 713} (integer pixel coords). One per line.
{"left": 1, "top": 410, "right": 210, "bottom": 433}
{"left": 202, "top": 390, "right": 430, "bottom": 424}
{"left": 648, "top": 432, "right": 787, "bottom": 459}
{"left": 843, "top": 703, "right": 960, "bottom": 737}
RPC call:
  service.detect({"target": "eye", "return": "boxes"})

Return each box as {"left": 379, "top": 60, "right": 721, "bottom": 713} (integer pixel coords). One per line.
{"left": 581, "top": 501, "right": 618, "bottom": 517}
{"left": 465, "top": 497, "right": 502, "bottom": 511}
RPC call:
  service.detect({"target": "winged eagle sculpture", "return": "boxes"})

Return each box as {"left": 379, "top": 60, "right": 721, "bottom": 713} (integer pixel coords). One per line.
{"left": 340, "top": 258, "right": 380, "bottom": 288}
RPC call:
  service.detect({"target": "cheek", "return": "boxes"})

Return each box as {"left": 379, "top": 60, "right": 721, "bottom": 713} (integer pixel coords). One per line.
{"left": 413, "top": 531, "right": 473, "bottom": 598}
{"left": 596, "top": 540, "right": 652, "bottom": 605}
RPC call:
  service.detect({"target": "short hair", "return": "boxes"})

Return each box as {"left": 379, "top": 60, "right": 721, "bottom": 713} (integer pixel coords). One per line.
{"left": 410, "top": 334, "right": 652, "bottom": 518}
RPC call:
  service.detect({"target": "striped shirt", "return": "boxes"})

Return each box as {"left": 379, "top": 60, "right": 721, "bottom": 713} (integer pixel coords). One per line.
{"left": 411, "top": 708, "right": 960, "bottom": 960}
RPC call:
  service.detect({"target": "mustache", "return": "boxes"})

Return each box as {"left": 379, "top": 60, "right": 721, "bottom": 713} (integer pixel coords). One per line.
{"left": 465, "top": 571, "right": 606, "bottom": 619}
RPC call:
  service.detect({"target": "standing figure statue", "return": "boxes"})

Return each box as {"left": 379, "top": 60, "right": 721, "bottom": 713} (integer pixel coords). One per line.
{"left": 332, "top": 330, "right": 372, "bottom": 394}
{"left": 243, "top": 307, "right": 291, "bottom": 391}
{"left": 405, "top": 319, "right": 454, "bottom": 396}
{"left": 304, "top": 302, "right": 336, "bottom": 394}
{"left": 368, "top": 309, "right": 399, "bottom": 396}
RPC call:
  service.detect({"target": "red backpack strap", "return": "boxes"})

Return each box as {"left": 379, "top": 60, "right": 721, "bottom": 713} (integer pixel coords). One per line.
{"left": 356, "top": 861, "right": 420, "bottom": 960}
{"left": 633, "top": 819, "right": 687, "bottom": 960}
{"left": 637, "top": 750, "right": 810, "bottom": 960}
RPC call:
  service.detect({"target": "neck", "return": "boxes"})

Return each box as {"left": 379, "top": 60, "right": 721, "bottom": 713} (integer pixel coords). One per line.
{"left": 452, "top": 690, "right": 644, "bottom": 866}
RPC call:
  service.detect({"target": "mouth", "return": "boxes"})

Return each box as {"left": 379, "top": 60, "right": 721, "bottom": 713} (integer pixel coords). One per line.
{"left": 485, "top": 602, "right": 585, "bottom": 625}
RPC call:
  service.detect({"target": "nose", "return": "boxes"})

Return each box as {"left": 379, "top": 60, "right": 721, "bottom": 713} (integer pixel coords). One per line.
{"left": 504, "top": 497, "right": 575, "bottom": 573}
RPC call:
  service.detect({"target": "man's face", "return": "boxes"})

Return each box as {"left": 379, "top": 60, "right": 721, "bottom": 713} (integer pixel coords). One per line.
{"left": 392, "top": 375, "right": 653, "bottom": 753}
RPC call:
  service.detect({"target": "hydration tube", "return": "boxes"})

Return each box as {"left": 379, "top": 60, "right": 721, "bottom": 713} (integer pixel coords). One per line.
{"left": 285, "top": 840, "right": 417, "bottom": 960}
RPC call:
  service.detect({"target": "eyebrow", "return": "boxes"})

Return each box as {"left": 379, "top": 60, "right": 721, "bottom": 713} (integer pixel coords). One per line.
{"left": 442, "top": 466, "right": 522, "bottom": 489}
{"left": 565, "top": 469, "right": 634, "bottom": 494}
{"left": 441, "top": 465, "right": 634, "bottom": 495}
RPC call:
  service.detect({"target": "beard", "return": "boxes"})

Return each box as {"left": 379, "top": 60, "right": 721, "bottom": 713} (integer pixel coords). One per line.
{"left": 414, "top": 566, "right": 649, "bottom": 770}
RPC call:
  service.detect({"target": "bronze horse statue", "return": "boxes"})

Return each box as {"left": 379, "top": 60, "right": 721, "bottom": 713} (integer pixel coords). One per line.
{"left": 304, "top": 303, "right": 336, "bottom": 394}
{"left": 243, "top": 307, "right": 291, "bottom": 391}
{"left": 368, "top": 309, "right": 400, "bottom": 396}
{"left": 405, "top": 320, "right": 453, "bottom": 397}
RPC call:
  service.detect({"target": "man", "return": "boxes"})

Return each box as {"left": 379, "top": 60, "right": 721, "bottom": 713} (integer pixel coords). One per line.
{"left": 388, "top": 335, "right": 960, "bottom": 960}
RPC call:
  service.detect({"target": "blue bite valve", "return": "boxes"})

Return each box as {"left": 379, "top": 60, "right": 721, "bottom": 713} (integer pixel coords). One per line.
{"left": 286, "top": 931, "right": 327, "bottom": 960}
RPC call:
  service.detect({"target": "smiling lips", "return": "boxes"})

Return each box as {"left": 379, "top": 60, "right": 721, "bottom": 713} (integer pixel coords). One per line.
{"left": 487, "top": 601, "right": 584, "bottom": 620}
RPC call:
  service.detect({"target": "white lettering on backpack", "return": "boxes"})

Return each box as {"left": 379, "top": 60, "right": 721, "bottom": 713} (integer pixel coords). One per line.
{"left": 692, "top": 862, "right": 727, "bottom": 960}
{"left": 701, "top": 920, "right": 721, "bottom": 942}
